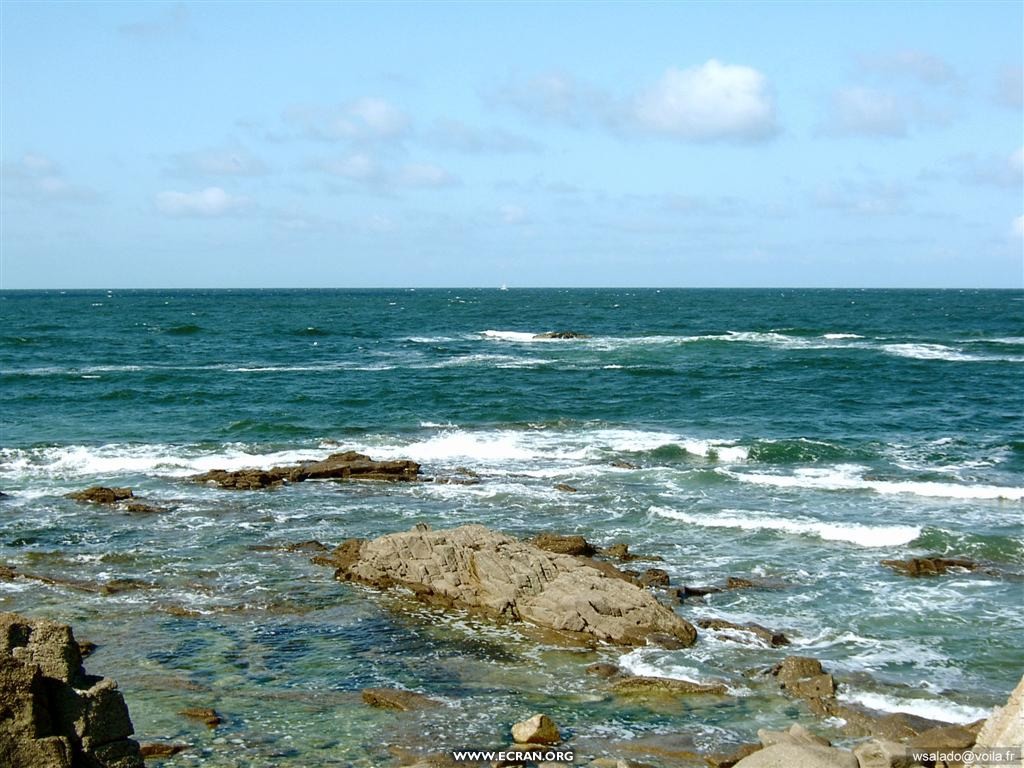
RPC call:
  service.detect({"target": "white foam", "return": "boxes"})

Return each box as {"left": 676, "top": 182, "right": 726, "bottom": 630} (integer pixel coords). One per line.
{"left": 720, "top": 465, "right": 1024, "bottom": 500}
{"left": 840, "top": 691, "right": 992, "bottom": 725}
{"left": 651, "top": 507, "right": 921, "bottom": 547}
{"left": 822, "top": 333, "right": 864, "bottom": 340}
{"left": 0, "top": 443, "right": 334, "bottom": 481}
{"left": 480, "top": 330, "right": 547, "bottom": 342}
{"left": 882, "top": 343, "right": 1023, "bottom": 363}
{"left": 617, "top": 648, "right": 710, "bottom": 684}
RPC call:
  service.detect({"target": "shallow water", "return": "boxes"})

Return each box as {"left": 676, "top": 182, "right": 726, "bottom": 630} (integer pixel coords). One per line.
{"left": 1, "top": 288, "right": 1022, "bottom": 765}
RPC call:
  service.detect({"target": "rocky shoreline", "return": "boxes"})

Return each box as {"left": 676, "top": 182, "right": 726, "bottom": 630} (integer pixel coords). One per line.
{"left": 6, "top": 450, "right": 1021, "bottom": 767}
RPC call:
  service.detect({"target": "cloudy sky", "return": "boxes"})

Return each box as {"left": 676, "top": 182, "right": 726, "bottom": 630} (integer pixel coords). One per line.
{"left": 2, "top": 1, "right": 1021, "bottom": 288}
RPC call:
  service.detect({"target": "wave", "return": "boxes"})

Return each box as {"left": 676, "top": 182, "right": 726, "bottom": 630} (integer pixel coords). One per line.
{"left": 0, "top": 443, "right": 336, "bottom": 481}
{"left": 164, "top": 324, "right": 203, "bottom": 336}
{"left": 481, "top": 330, "right": 548, "bottom": 342}
{"left": 882, "top": 343, "right": 1023, "bottom": 363}
{"left": 719, "top": 465, "right": 1024, "bottom": 501}
{"left": 838, "top": 690, "right": 991, "bottom": 725}
{"left": 822, "top": 333, "right": 864, "bottom": 340}
{"left": 651, "top": 507, "right": 921, "bottom": 547}
{"left": 291, "top": 326, "right": 331, "bottom": 337}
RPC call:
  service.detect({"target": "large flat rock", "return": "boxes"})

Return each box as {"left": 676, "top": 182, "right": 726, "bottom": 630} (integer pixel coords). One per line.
{"left": 321, "top": 524, "right": 698, "bottom": 648}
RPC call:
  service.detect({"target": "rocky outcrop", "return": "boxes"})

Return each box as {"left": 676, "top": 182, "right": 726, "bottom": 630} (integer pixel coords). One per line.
{"left": 881, "top": 557, "right": 980, "bottom": 577}
{"left": 768, "top": 656, "right": 836, "bottom": 701}
{"left": 0, "top": 612, "right": 143, "bottom": 768}
{"left": 531, "top": 533, "right": 595, "bottom": 557}
{"left": 973, "top": 675, "right": 1024, "bottom": 761}
{"left": 191, "top": 451, "right": 420, "bottom": 489}
{"left": 66, "top": 488, "right": 166, "bottom": 515}
{"left": 318, "top": 525, "right": 698, "bottom": 647}
{"left": 534, "top": 331, "right": 589, "bottom": 339}
{"left": 610, "top": 675, "right": 728, "bottom": 697}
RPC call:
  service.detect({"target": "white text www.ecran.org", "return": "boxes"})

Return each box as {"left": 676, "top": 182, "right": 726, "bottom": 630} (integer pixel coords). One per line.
{"left": 451, "top": 748, "right": 575, "bottom": 763}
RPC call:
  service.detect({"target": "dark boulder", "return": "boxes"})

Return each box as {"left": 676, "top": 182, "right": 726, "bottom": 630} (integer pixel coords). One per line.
{"left": 0, "top": 612, "right": 143, "bottom": 768}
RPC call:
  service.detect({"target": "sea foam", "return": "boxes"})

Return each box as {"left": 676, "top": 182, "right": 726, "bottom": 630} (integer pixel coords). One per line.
{"left": 651, "top": 507, "right": 921, "bottom": 547}
{"left": 720, "top": 465, "right": 1024, "bottom": 500}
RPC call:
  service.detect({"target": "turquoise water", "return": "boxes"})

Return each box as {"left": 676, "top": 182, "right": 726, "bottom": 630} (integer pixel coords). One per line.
{"left": 1, "top": 289, "right": 1022, "bottom": 766}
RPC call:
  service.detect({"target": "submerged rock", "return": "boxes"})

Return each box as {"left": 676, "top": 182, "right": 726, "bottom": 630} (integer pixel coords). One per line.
{"left": 881, "top": 557, "right": 980, "bottom": 577}
{"left": 191, "top": 450, "right": 420, "bottom": 489}
{"left": 361, "top": 688, "right": 441, "bottom": 712}
{"left": 697, "top": 618, "right": 789, "bottom": 647}
{"left": 0, "top": 611, "right": 143, "bottom": 768}
{"left": 319, "top": 524, "right": 698, "bottom": 648}
{"left": 67, "top": 487, "right": 134, "bottom": 504}
{"left": 138, "top": 743, "right": 189, "bottom": 759}
{"left": 553, "top": 483, "right": 578, "bottom": 493}
{"left": 610, "top": 675, "right": 729, "bottom": 697}
{"left": 178, "top": 707, "right": 221, "bottom": 728}
{"left": 66, "top": 487, "right": 168, "bottom": 515}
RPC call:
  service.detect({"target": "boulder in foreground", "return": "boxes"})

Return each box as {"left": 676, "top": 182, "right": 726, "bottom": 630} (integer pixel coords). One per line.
{"left": 0, "top": 611, "right": 143, "bottom": 768}
{"left": 511, "top": 713, "right": 560, "bottom": 744}
{"left": 192, "top": 450, "right": 420, "bottom": 489}
{"left": 318, "top": 524, "right": 698, "bottom": 648}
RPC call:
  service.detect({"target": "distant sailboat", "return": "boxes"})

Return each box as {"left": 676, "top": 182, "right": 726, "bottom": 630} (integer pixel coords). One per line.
{"left": 500, "top": 283, "right": 508, "bottom": 291}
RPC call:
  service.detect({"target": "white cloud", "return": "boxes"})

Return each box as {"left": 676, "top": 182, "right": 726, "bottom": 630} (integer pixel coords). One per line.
{"left": 285, "top": 98, "right": 411, "bottom": 142}
{"left": 316, "top": 154, "right": 458, "bottom": 190}
{"left": 815, "top": 179, "right": 910, "bottom": 215}
{"left": 825, "top": 87, "right": 907, "bottom": 137}
{"left": 426, "top": 119, "right": 542, "bottom": 154}
{"left": 319, "top": 153, "right": 381, "bottom": 182}
{"left": 499, "top": 204, "right": 528, "bottom": 225}
{"left": 488, "top": 73, "right": 605, "bottom": 126}
{"left": 398, "top": 163, "right": 459, "bottom": 188}
{"left": 632, "top": 60, "right": 778, "bottom": 141}
{"left": 491, "top": 61, "right": 777, "bottom": 142}
{"left": 1013, "top": 215, "right": 1024, "bottom": 238}
{"left": 858, "top": 50, "right": 957, "bottom": 86}
{"left": 166, "top": 146, "right": 267, "bottom": 177}
{"left": 996, "top": 66, "right": 1023, "bottom": 109}
{"left": 155, "top": 187, "right": 249, "bottom": 217}
{"left": 1, "top": 153, "right": 100, "bottom": 203}
{"left": 953, "top": 146, "right": 1024, "bottom": 187}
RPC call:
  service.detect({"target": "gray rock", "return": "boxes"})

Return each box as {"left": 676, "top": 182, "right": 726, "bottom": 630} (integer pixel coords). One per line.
{"left": 852, "top": 739, "right": 915, "bottom": 768}
{"left": 324, "top": 525, "right": 698, "bottom": 647}
{"left": 733, "top": 743, "right": 858, "bottom": 768}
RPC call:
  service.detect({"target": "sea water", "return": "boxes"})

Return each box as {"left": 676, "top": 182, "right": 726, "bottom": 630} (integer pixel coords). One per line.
{"left": 1, "top": 288, "right": 1021, "bottom": 765}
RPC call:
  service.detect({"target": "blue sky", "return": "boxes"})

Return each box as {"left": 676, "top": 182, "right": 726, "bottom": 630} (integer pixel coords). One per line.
{"left": 1, "top": 1, "right": 1022, "bottom": 288}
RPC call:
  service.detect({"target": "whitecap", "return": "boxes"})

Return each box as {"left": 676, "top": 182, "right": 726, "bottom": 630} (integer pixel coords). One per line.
{"left": 719, "top": 465, "right": 1024, "bottom": 501}
{"left": 839, "top": 690, "right": 992, "bottom": 725}
{"left": 651, "top": 507, "right": 921, "bottom": 547}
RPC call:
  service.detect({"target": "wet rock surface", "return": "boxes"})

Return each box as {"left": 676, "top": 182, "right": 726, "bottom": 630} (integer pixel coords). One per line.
{"left": 0, "top": 611, "right": 143, "bottom": 768}
{"left": 361, "top": 688, "right": 442, "bottom": 712}
{"left": 191, "top": 450, "right": 420, "bottom": 489}
{"left": 881, "top": 557, "right": 981, "bottom": 577}
{"left": 317, "top": 524, "right": 698, "bottom": 647}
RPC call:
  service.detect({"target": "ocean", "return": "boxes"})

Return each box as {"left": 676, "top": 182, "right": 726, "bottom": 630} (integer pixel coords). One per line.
{"left": 1, "top": 288, "right": 1022, "bottom": 766}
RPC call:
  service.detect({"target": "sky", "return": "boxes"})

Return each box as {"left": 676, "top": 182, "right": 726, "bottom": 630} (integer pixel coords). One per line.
{"left": 1, "top": 1, "right": 1022, "bottom": 288}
